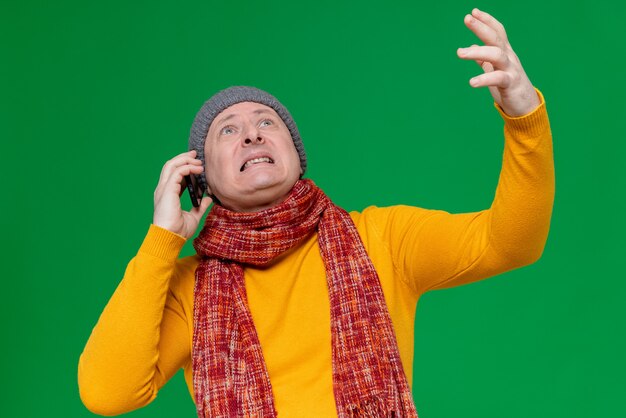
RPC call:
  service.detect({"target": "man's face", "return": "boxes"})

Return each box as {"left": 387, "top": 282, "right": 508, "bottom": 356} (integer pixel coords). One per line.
{"left": 203, "top": 101, "right": 302, "bottom": 212}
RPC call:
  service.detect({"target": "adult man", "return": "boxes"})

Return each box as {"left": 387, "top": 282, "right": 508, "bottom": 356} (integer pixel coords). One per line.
{"left": 79, "top": 8, "right": 554, "bottom": 417}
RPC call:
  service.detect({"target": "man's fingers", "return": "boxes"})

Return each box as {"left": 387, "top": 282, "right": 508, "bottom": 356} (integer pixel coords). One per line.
{"left": 190, "top": 196, "right": 213, "bottom": 220}
{"left": 155, "top": 163, "right": 205, "bottom": 201}
{"left": 165, "top": 164, "right": 204, "bottom": 192}
{"left": 464, "top": 12, "right": 506, "bottom": 48}
{"left": 481, "top": 61, "right": 495, "bottom": 73}
{"left": 471, "top": 8, "right": 508, "bottom": 44}
{"left": 464, "top": 14, "right": 498, "bottom": 46}
{"left": 158, "top": 150, "right": 202, "bottom": 183}
{"left": 457, "top": 45, "right": 510, "bottom": 70}
{"left": 458, "top": 9, "right": 537, "bottom": 115}
{"left": 159, "top": 154, "right": 202, "bottom": 183}
{"left": 153, "top": 150, "right": 208, "bottom": 239}
{"left": 469, "top": 70, "right": 511, "bottom": 88}
{"left": 463, "top": 44, "right": 486, "bottom": 69}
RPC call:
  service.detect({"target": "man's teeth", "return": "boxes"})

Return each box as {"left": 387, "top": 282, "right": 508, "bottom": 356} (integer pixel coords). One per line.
{"left": 242, "top": 157, "right": 273, "bottom": 171}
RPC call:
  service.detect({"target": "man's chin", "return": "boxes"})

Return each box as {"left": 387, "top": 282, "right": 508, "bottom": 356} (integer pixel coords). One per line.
{"left": 221, "top": 180, "right": 298, "bottom": 213}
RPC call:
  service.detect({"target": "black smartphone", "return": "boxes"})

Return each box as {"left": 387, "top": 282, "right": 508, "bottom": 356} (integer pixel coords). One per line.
{"left": 184, "top": 174, "right": 204, "bottom": 208}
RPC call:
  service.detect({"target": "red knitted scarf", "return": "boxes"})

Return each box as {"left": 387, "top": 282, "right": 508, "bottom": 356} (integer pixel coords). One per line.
{"left": 192, "top": 179, "right": 417, "bottom": 417}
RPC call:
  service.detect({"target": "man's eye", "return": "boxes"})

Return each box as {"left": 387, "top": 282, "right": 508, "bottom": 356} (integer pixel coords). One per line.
{"left": 221, "top": 126, "right": 234, "bottom": 135}
{"left": 260, "top": 119, "right": 273, "bottom": 127}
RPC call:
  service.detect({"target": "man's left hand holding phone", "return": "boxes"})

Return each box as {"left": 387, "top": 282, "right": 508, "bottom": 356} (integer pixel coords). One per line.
{"left": 152, "top": 150, "right": 212, "bottom": 239}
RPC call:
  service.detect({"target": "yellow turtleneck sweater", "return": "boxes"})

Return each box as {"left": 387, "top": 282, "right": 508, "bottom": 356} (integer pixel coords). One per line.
{"left": 79, "top": 91, "right": 553, "bottom": 417}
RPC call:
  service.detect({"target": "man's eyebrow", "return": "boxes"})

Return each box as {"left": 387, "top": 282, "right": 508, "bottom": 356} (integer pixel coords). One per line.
{"left": 252, "top": 108, "right": 273, "bottom": 115}
{"left": 214, "top": 108, "right": 275, "bottom": 126}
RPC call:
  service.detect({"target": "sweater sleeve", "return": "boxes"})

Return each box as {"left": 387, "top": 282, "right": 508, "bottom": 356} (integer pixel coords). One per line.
{"left": 374, "top": 89, "right": 554, "bottom": 295}
{"left": 78, "top": 225, "right": 192, "bottom": 416}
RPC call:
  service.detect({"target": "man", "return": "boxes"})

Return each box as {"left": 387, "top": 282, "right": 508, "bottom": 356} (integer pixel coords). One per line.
{"left": 78, "top": 8, "right": 554, "bottom": 417}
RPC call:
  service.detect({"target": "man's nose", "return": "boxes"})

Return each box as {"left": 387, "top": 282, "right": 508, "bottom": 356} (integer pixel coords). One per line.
{"left": 243, "top": 125, "right": 264, "bottom": 145}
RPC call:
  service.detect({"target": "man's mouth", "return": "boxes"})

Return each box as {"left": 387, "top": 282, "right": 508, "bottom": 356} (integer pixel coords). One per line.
{"left": 240, "top": 157, "right": 274, "bottom": 171}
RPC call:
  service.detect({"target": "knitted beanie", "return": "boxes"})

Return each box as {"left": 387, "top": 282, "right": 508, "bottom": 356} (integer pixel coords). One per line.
{"left": 188, "top": 86, "right": 307, "bottom": 193}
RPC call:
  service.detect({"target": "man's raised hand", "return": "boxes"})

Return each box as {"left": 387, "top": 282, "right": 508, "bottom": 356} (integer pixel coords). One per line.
{"left": 457, "top": 8, "right": 540, "bottom": 117}
{"left": 153, "top": 150, "right": 212, "bottom": 239}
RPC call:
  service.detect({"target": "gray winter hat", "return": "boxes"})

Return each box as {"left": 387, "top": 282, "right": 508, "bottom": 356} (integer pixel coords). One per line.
{"left": 188, "top": 86, "right": 307, "bottom": 192}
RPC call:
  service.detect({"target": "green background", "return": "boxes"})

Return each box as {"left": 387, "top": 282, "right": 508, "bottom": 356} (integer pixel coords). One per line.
{"left": 2, "top": 0, "right": 624, "bottom": 417}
